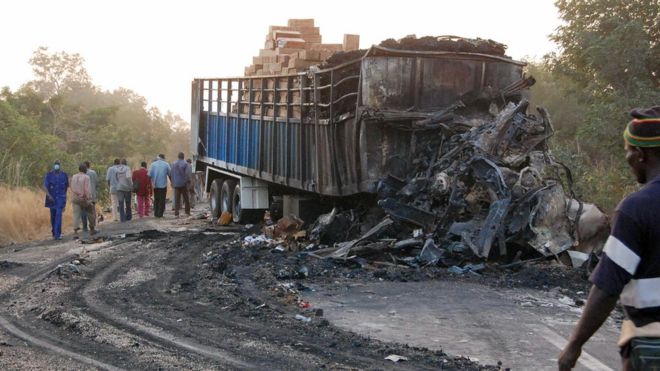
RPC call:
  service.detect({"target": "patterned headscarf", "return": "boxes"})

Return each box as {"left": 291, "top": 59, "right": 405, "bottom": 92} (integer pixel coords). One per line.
{"left": 623, "top": 106, "right": 660, "bottom": 147}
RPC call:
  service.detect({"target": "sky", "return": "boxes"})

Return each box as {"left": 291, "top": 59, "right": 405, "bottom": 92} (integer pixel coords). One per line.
{"left": 1, "top": 0, "right": 560, "bottom": 121}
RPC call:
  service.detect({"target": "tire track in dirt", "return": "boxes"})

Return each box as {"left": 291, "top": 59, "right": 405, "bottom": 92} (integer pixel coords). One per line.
{"left": 81, "top": 233, "right": 430, "bottom": 370}
{"left": 0, "top": 314, "right": 123, "bottom": 371}
{"left": 79, "top": 239, "right": 255, "bottom": 369}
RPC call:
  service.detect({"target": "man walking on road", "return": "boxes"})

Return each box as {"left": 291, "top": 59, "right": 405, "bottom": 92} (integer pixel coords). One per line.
{"left": 559, "top": 106, "right": 660, "bottom": 371}
{"left": 115, "top": 159, "right": 133, "bottom": 222}
{"left": 71, "top": 163, "right": 96, "bottom": 235}
{"left": 44, "top": 160, "right": 68, "bottom": 240}
{"left": 81, "top": 160, "right": 98, "bottom": 232}
{"left": 106, "top": 159, "right": 120, "bottom": 221}
{"left": 149, "top": 154, "right": 171, "bottom": 218}
{"left": 132, "top": 161, "right": 152, "bottom": 218}
{"left": 171, "top": 152, "right": 191, "bottom": 217}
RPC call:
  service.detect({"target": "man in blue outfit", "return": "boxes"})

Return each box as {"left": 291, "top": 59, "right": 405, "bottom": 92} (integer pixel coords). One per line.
{"left": 44, "top": 160, "right": 69, "bottom": 240}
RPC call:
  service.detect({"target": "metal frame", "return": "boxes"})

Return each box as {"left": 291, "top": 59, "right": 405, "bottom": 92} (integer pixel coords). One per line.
{"left": 192, "top": 47, "right": 526, "bottom": 197}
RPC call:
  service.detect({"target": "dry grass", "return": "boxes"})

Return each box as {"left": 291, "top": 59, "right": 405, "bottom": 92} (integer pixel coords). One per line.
{"left": 0, "top": 186, "right": 73, "bottom": 245}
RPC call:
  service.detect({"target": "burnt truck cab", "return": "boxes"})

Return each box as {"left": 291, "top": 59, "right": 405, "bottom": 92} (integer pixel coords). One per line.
{"left": 191, "top": 45, "right": 526, "bottom": 221}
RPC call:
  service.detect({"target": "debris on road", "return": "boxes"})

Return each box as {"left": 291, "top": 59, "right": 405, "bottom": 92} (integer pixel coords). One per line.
{"left": 294, "top": 314, "right": 312, "bottom": 323}
{"left": 284, "top": 99, "right": 610, "bottom": 270}
{"left": 385, "top": 354, "right": 409, "bottom": 362}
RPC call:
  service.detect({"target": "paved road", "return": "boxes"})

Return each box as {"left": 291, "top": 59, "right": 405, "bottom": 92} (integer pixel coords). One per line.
{"left": 307, "top": 280, "right": 621, "bottom": 370}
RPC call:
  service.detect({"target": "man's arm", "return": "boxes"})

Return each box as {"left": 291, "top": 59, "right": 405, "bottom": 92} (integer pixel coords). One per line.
{"left": 44, "top": 173, "right": 53, "bottom": 200}
{"left": 558, "top": 285, "right": 618, "bottom": 370}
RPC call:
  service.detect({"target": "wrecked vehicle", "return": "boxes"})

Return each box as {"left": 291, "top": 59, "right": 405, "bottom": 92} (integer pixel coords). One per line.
{"left": 191, "top": 35, "right": 608, "bottom": 265}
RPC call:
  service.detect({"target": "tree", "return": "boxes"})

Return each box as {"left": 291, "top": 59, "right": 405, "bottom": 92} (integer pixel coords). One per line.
{"left": 28, "top": 46, "right": 92, "bottom": 100}
{"left": 547, "top": 0, "right": 660, "bottom": 156}
{"left": 550, "top": 0, "right": 659, "bottom": 96}
{"left": 533, "top": 0, "right": 660, "bottom": 211}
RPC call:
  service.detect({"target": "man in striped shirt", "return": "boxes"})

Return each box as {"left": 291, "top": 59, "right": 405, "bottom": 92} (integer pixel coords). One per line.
{"left": 559, "top": 106, "right": 660, "bottom": 370}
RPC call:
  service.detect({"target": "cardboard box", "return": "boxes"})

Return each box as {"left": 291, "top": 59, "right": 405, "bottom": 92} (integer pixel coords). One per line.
{"left": 289, "top": 59, "right": 318, "bottom": 69}
{"left": 343, "top": 34, "right": 360, "bottom": 51}
{"left": 274, "top": 48, "right": 300, "bottom": 55}
{"left": 301, "top": 35, "right": 322, "bottom": 43}
{"left": 273, "top": 30, "right": 302, "bottom": 40}
{"left": 276, "top": 38, "right": 306, "bottom": 49}
{"left": 297, "top": 50, "right": 320, "bottom": 60}
{"left": 292, "top": 26, "right": 320, "bottom": 35}
{"left": 259, "top": 49, "right": 277, "bottom": 57}
{"left": 268, "top": 25, "right": 295, "bottom": 33}
{"left": 287, "top": 19, "right": 315, "bottom": 28}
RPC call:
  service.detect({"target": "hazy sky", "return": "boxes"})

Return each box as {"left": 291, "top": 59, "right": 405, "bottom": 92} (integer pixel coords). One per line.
{"left": 1, "top": 0, "right": 560, "bottom": 121}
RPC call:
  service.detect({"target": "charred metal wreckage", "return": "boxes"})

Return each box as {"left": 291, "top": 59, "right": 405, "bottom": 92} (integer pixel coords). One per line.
{"left": 307, "top": 95, "right": 609, "bottom": 268}
{"left": 193, "top": 35, "right": 610, "bottom": 268}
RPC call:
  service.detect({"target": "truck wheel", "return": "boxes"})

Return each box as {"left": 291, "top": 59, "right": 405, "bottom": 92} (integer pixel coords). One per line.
{"left": 210, "top": 179, "right": 222, "bottom": 218}
{"left": 221, "top": 179, "right": 236, "bottom": 216}
{"left": 232, "top": 183, "right": 242, "bottom": 223}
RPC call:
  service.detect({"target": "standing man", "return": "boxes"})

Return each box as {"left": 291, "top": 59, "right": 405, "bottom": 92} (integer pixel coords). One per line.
{"left": 559, "top": 107, "right": 660, "bottom": 371}
{"left": 171, "top": 152, "right": 191, "bottom": 217}
{"left": 106, "top": 159, "right": 120, "bottom": 222}
{"left": 149, "top": 154, "right": 171, "bottom": 218}
{"left": 132, "top": 161, "right": 152, "bottom": 218}
{"left": 71, "top": 163, "right": 96, "bottom": 235}
{"left": 186, "top": 158, "right": 196, "bottom": 209}
{"left": 44, "top": 160, "right": 68, "bottom": 240}
{"left": 81, "top": 160, "right": 98, "bottom": 232}
{"left": 115, "top": 159, "right": 133, "bottom": 222}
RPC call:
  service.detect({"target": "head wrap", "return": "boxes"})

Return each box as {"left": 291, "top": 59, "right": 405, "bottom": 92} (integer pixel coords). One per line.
{"left": 623, "top": 106, "right": 660, "bottom": 147}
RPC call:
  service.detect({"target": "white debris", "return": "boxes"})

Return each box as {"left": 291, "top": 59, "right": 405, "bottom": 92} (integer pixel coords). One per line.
{"left": 385, "top": 354, "right": 408, "bottom": 362}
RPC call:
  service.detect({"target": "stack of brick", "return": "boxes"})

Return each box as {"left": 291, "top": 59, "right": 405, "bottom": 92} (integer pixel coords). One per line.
{"left": 244, "top": 19, "right": 360, "bottom": 76}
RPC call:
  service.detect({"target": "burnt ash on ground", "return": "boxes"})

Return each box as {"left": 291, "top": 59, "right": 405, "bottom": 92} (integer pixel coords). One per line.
{"left": 192, "top": 225, "right": 594, "bottom": 307}
{"left": 154, "top": 230, "right": 498, "bottom": 370}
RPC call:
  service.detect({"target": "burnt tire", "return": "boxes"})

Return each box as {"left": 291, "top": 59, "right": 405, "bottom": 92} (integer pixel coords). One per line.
{"left": 220, "top": 179, "right": 237, "bottom": 216}
{"left": 210, "top": 179, "right": 222, "bottom": 218}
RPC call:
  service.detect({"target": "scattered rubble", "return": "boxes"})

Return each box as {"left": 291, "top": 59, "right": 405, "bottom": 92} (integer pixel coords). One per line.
{"left": 238, "top": 98, "right": 608, "bottom": 272}
{"left": 302, "top": 99, "right": 607, "bottom": 269}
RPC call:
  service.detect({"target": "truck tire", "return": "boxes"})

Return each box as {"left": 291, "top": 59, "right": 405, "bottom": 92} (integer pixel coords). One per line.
{"left": 232, "top": 183, "right": 260, "bottom": 224}
{"left": 210, "top": 179, "right": 222, "bottom": 218}
{"left": 221, "top": 179, "right": 236, "bottom": 216}
{"left": 232, "top": 183, "right": 242, "bottom": 223}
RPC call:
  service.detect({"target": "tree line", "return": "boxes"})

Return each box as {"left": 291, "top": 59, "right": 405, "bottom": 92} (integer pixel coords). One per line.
{"left": 528, "top": 0, "right": 658, "bottom": 212}
{"left": 0, "top": 47, "right": 190, "bottom": 203}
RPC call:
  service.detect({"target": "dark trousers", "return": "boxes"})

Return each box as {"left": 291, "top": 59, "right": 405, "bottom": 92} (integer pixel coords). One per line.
{"left": 153, "top": 188, "right": 167, "bottom": 217}
{"left": 117, "top": 191, "right": 132, "bottom": 222}
{"left": 174, "top": 186, "right": 190, "bottom": 216}
{"left": 49, "top": 207, "right": 64, "bottom": 239}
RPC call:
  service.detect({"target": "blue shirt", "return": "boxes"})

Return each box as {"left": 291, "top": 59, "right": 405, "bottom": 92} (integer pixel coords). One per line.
{"left": 148, "top": 159, "right": 171, "bottom": 189}
{"left": 170, "top": 159, "right": 191, "bottom": 188}
{"left": 106, "top": 165, "right": 119, "bottom": 193}
{"left": 44, "top": 170, "right": 69, "bottom": 209}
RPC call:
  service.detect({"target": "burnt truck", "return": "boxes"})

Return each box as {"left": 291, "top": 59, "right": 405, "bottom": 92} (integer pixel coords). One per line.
{"left": 190, "top": 44, "right": 527, "bottom": 223}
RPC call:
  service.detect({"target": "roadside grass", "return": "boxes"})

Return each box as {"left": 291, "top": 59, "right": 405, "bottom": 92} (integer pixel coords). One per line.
{"left": 0, "top": 186, "right": 73, "bottom": 245}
